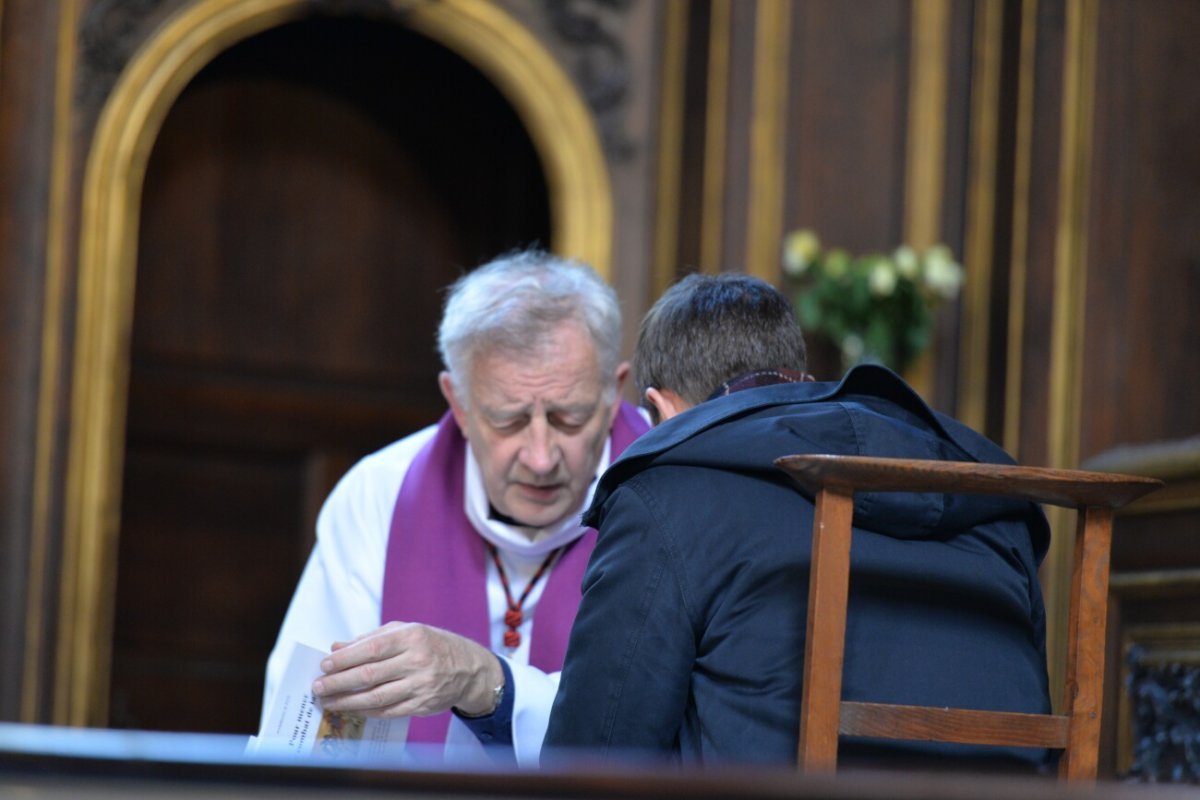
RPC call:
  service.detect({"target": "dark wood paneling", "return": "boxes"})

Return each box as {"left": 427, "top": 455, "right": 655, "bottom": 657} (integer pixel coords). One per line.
{"left": 929, "top": 0, "right": 978, "bottom": 415}
{"left": 1080, "top": 0, "right": 1200, "bottom": 459}
{"left": 672, "top": 1, "right": 712, "bottom": 277}
{"left": 782, "top": 0, "right": 909, "bottom": 254}
{"left": 780, "top": 0, "right": 909, "bottom": 380}
{"left": 0, "top": 0, "right": 62, "bottom": 723}
{"left": 111, "top": 446, "right": 304, "bottom": 733}
{"left": 124, "top": 365, "right": 443, "bottom": 455}
{"left": 981, "top": 0, "right": 1025, "bottom": 444}
{"left": 1015, "top": 0, "right": 1067, "bottom": 468}
{"left": 1110, "top": 510, "right": 1200, "bottom": 573}
{"left": 939, "top": 1, "right": 977, "bottom": 271}
{"left": 717, "top": 0, "right": 758, "bottom": 274}
{"left": 112, "top": 15, "right": 552, "bottom": 733}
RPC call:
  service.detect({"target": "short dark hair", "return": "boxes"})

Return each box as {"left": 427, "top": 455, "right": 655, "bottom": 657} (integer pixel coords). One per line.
{"left": 634, "top": 273, "right": 808, "bottom": 406}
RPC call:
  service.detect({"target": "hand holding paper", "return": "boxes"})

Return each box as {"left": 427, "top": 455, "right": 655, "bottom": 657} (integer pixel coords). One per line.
{"left": 311, "top": 621, "right": 505, "bottom": 718}
{"left": 247, "top": 642, "right": 409, "bottom": 764}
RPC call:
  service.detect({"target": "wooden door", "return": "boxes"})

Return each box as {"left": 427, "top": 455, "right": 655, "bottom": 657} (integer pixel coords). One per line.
{"left": 111, "top": 15, "right": 550, "bottom": 734}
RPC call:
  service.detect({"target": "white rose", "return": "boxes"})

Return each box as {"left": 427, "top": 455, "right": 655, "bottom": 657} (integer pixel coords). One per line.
{"left": 782, "top": 229, "right": 821, "bottom": 277}
{"left": 922, "top": 245, "right": 964, "bottom": 299}
{"left": 894, "top": 245, "right": 918, "bottom": 278}
{"left": 869, "top": 258, "right": 898, "bottom": 297}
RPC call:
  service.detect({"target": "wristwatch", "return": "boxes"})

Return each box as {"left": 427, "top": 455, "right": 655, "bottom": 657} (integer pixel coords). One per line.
{"left": 455, "top": 681, "right": 504, "bottom": 719}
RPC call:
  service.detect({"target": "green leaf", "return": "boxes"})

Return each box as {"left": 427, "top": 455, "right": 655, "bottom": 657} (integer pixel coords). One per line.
{"left": 796, "top": 291, "right": 822, "bottom": 330}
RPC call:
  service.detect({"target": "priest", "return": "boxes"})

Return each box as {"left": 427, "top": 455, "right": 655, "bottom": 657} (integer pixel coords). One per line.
{"left": 261, "top": 250, "right": 648, "bottom": 765}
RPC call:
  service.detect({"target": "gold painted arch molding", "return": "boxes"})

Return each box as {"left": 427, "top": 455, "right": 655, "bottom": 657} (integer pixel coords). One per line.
{"left": 62, "top": 0, "right": 612, "bottom": 725}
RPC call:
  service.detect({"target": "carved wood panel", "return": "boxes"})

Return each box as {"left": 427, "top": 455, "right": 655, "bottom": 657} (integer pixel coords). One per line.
{"left": 1079, "top": 0, "right": 1200, "bottom": 460}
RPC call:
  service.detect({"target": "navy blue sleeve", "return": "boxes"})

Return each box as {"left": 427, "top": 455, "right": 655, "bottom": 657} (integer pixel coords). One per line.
{"left": 454, "top": 655, "right": 515, "bottom": 753}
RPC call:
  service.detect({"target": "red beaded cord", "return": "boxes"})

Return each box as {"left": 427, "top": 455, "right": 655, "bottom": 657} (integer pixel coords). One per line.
{"left": 488, "top": 543, "right": 562, "bottom": 649}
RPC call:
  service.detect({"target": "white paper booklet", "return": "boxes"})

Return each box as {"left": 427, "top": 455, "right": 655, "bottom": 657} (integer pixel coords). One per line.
{"left": 246, "top": 642, "right": 410, "bottom": 765}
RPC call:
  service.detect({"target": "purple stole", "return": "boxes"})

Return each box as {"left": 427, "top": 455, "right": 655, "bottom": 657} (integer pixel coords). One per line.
{"left": 381, "top": 402, "right": 647, "bottom": 743}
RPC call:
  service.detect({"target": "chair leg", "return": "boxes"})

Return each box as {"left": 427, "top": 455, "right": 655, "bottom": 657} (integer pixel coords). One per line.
{"left": 798, "top": 487, "right": 855, "bottom": 772}
{"left": 1058, "top": 506, "right": 1113, "bottom": 782}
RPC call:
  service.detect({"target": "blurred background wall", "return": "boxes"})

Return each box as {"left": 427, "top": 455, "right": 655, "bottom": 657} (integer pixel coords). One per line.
{"left": 0, "top": 0, "right": 1196, "bottom": 780}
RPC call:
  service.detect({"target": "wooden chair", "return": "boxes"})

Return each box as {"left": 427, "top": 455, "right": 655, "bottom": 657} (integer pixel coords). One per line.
{"left": 774, "top": 454, "right": 1163, "bottom": 782}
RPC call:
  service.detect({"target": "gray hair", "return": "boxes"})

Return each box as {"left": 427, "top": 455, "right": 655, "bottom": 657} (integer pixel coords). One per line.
{"left": 438, "top": 249, "right": 623, "bottom": 400}
{"left": 635, "top": 272, "right": 807, "bottom": 406}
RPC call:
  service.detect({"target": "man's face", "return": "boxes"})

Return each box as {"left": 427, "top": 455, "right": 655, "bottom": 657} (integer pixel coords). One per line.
{"left": 440, "top": 322, "right": 623, "bottom": 530}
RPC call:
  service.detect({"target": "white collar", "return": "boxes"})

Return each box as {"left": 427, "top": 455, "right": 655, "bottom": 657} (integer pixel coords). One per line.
{"left": 462, "top": 438, "right": 611, "bottom": 559}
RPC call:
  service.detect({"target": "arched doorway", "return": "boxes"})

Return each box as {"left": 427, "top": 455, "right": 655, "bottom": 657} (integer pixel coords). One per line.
{"left": 111, "top": 15, "right": 551, "bottom": 733}
{"left": 64, "top": 0, "right": 612, "bottom": 731}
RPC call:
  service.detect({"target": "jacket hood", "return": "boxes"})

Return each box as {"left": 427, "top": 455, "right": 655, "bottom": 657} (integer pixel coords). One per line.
{"left": 587, "top": 365, "right": 1049, "bottom": 558}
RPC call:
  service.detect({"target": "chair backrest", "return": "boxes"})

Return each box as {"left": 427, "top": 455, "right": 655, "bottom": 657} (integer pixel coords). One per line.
{"left": 774, "top": 454, "right": 1163, "bottom": 782}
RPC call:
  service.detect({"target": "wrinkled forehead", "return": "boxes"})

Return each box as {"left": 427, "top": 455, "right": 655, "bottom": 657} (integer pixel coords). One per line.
{"left": 475, "top": 338, "right": 609, "bottom": 402}
{"left": 475, "top": 343, "right": 600, "bottom": 386}
{"left": 479, "top": 321, "right": 598, "bottom": 369}
{"left": 450, "top": 318, "right": 621, "bottom": 413}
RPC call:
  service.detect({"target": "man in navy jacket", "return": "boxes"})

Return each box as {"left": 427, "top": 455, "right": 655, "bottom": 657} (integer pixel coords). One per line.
{"left": 544, "top": 274, "right": 1052, "bottom": 769}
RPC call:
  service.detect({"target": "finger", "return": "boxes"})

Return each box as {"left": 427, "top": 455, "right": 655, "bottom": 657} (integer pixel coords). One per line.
{"left": 313, "top": 653, "right": 403, "bottom": 698}
{"left": 317, "top": 672, "right": 444, "bottom": 719}
{"left": 321, "top": 626, "right": 410, "bottom": 673}
{"left": 317, "top": 683, "right": 412, "bottom": 718}
{"left": 316, "top": 671, "right": 444, "bottom": 719}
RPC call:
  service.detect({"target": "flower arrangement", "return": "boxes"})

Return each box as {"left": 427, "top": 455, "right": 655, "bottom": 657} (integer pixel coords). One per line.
{"left": 781, "top": 229, "right": 964, "bottom": 374}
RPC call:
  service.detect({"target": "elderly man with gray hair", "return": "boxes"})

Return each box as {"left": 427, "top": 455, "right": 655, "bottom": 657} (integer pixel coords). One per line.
{"left": 262, "top": 250, "right": 648, "bottom": 764}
